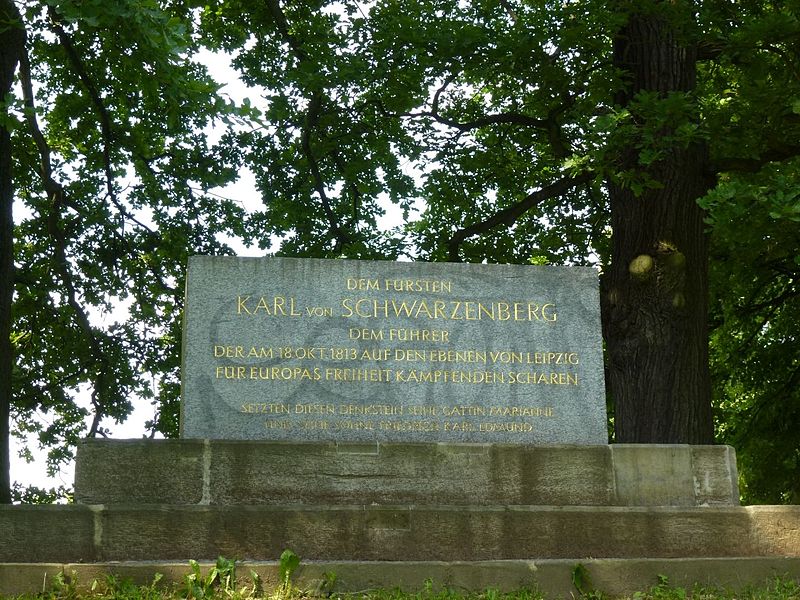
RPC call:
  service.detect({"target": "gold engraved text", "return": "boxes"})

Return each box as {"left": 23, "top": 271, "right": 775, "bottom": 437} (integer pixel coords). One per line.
{"left": 237, "top": 295, "right": 301, "bottom": 316}
{"left": 340, "top": 298, "right": 556, "bottom": 322}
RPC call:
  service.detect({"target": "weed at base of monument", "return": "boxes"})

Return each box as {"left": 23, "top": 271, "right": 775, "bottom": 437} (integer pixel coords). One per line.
{"left": 33, "top": 569, "right": 167, "bottom": 600}
{"left": 315, "top": 571, "right": 338, "bottom": 597}
{"left": 571, "top": 563, "right": 606, "bottom": 600}
{"left": 92, "top": 572, "right": 165, "bottom": 600}
{"left": 631, "top": 575, "right": 686, "bottom": 600}
{"left": 571, "top": 566, "right": 694, "bottom": 600}
{"left": 273, "top": 549, "right": 302, "bottom": 600}
{"left": 42, "top": 571, "right": 80, "bottom": 600}
{"left": 185, "top": 557, "right": 246, "bottom": 599}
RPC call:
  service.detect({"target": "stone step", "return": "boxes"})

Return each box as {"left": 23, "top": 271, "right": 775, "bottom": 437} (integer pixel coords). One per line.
{"left": 74, "top": 440, "right": 739, "bottom": 507}
{"left": 3, "top": 557, "right": 800, "bottom": 598}
{"left": 2, "top": 505, "right": 797, "bottom": 564}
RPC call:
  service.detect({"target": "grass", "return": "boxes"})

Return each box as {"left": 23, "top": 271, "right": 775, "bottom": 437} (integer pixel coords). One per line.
{"left": 3, "top": 559, "right": 800, "bottom": 600}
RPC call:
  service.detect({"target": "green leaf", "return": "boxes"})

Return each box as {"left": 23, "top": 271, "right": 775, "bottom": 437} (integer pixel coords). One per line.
{"left": 279, "top": 549, "right": 301, "bottom": 584}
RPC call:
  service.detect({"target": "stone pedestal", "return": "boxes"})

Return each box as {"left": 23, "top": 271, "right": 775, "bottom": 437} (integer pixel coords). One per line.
{"left": 1, "top": 441, "right": 799, "bottom": 597}
{"left": 74, "top": 440, "right": 740, "bottom": 507}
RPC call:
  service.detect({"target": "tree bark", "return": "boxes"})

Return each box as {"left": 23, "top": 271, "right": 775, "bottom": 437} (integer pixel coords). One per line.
{"left": 0, "top": 0, "right": 24, "bottom": 504}
{"left": 604, "top": 11, "right": 715, "bottom": 443}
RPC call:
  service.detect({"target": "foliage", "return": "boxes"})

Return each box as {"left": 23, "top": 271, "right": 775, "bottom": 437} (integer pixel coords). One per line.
{"left": 6, "top": 560, "right": 800, "bottom": 600}
{"left": 4, "top": 0, "right": 800, "bottom": 500}
{"left": 198, "top": 0, "right": 618, "bottom": 264}
{"left": 694, "top": 4, "right": 800, "bottom": 501}
{"left": 696, "top": 1, "right": 800, "bottom": 500}
{"left": 5, "top": 0, "right": 250, "bottom": 500}
{"left": 277, "top": 549, "right": 301, "bottom": 597}
{"left": 185, "top": 557, "right": 239, "bottom": 599}
{"left": 703, "top": 162, "right": 800, "bottom": 504}
{"left": 571, "top": 563, "right": 596, "bottom": 598}
{"left": 194, "top": 0, "right": 800, "bottom": 491}
{"left": 10, "top": 481, "right": 70, "bottom": 504}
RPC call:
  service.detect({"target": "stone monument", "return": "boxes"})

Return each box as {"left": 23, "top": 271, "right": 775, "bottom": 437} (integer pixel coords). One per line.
{"left": 2, "top": 256, "right": 798, "bottom": 598}
{"left": 180, "top": 256, "right": 607, "bottom": 444}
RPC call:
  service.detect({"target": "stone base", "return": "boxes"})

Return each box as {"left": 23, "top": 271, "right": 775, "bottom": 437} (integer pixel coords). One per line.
{"left": 2, "top": 442, "right": 790, "bottom": 597}
{"left": 2, "top": 558, "right": 800, "bottom": 598}
{"left": 2, "top": 504, "right": 799, "bottom": 563}
{"left": 75, "top": 440, "right": 740, "bottom": 507}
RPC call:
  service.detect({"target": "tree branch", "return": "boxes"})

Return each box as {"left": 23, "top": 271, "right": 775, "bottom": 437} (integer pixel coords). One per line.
{"left": 47, "top": 8, "right": 157, "bottom": 235}
{"left": 406, "top": 108, "right": 549, "bottom": 132}
{"left": 696, "top": 39, "right": 725, "bottom": 62}
{"left": 264, "top": 0, "right": 349, "bottom": 251}
{"left": 300, "top": 90, "right": 349, "bottom": 249}
{"left": 48, "top": 8, "right": 114, "bottom": 198}
{"left": 744, "top": 281, "right": 800, "bottom": 313}
{"left": 19, "top": 46, "right": 110, "bottom": 435}
{"left": 498, "top": 0, "right": 518, "bottom": 25}
{"left": 264, "top": 0, "right": 309, "bottom": 61}
{"left": 407, "top": 74, "right": 573, "bottom": 158}
{"left": 41, "top": 19, "right": 178, "bottom": 302}
{"left": 447, "top": 171, "right": 594, "bottom": 262}
{"left": 712, "top": 142, "right": 800, "bottom": 173}
{"left": 430, "top": 74, "right": 456, "bottom": 116}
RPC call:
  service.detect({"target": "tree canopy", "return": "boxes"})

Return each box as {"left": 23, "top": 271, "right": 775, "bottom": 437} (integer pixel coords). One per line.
{"left": 1, "top": 0, "right": 251, "bottom": 502}
{"left": 2, "top": 0, "right": 799, "bottom": 503}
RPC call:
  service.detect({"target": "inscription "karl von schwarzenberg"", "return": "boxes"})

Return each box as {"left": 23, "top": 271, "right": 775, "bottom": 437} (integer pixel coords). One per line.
{"left": 236, "top": 295, "right": 557, "bottom": 322}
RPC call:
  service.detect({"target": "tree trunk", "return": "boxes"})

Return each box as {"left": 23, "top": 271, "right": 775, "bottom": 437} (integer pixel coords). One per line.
{"left": 0, "top": 0, "right": 24, "bottom": 504}
{"left": 604, "top": 11, "right": 715, "bottom": 443}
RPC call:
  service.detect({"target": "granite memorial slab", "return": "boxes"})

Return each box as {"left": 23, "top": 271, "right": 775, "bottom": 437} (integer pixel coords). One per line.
{"left": 180, "top": 257, "right": 606, "bottom": 443}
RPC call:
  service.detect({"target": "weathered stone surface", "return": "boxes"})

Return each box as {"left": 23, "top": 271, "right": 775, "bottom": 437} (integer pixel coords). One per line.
{"left": 181, "top": 257, "right": 606, "bottom": 444}
{"left": 691, "top": 445, "right": 740, "bottom": 506}
{"left": 75, "top": 440, "right": 739, "bottom": 507}
{"left": 74, "top": 439, "right": 205, "bottom": 505}
{"left": 1, "top": 505, "right": 799, "bottom": 563}
{"left": 611, "top": 445, "right": 696, "bottom": 506}
{"left": 207, "top": 441, "right": 616, "bottom": 506}
{"left": 3, "top": 558, "right": 800, "bottom": 598}
{"left": 748, "top": 505, "right": 800, "bottom": 555}
{"left": 0, "top": 505, "right": 97, "bottom": 562}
